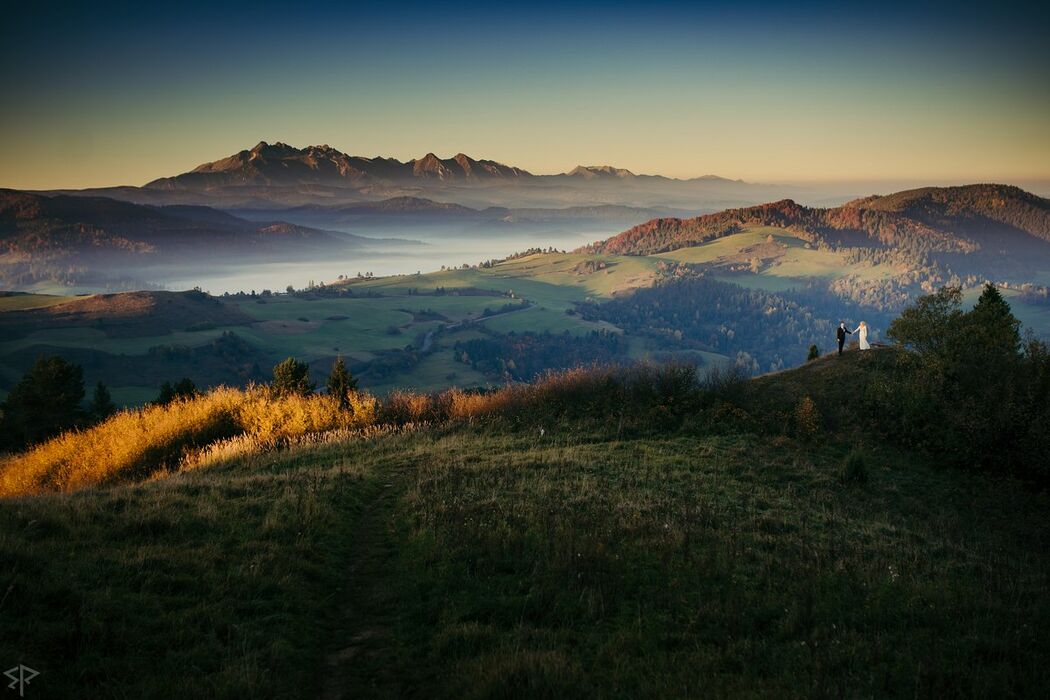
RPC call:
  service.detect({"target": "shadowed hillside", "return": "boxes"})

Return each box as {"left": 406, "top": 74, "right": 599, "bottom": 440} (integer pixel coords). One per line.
{"left": 0, "top": 290, "right": 252, "bottom": 339}
{"left": 0, "top": 346, "right": 1047, "bottom": 697}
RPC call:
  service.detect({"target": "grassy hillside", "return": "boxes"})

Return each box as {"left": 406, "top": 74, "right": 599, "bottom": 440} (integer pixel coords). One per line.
{"left": 1, "top": 354, "right": 1047, "bottom": 697}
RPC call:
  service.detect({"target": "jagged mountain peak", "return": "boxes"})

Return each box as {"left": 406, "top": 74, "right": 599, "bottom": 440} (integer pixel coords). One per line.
{"left": 567, "top": 165, "right": 636, "bottom": 180}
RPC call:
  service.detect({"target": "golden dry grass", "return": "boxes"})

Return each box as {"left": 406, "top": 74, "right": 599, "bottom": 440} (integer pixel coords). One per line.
{"left": 0, "top": 386, "right": 381, "bottom": 496}
{"left": 0, "top": 364, "right": 701, "bottom": 497}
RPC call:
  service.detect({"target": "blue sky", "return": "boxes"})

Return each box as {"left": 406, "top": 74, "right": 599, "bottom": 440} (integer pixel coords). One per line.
{"left": 2, "top": 1, "right": 1048, "bottom": 187}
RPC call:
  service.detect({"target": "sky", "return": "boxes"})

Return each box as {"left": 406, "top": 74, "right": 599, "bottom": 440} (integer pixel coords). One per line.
{"left": 1, "top": 0, "right": 1048, "bottom": 189}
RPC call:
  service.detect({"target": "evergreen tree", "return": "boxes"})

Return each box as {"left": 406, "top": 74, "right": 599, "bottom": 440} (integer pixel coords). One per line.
{"left": 326, "top": 356, "right": 358, "bottom": 408}
{"left": 173, "top": 378, "right": 198, "bottom": 399}
{"left": 89, "top": 381, "right": 117, "bottom": 421}
{"left": 965, "top": 283, "right": 1022, "bottom": 362}
{"left": 272, "top": 357, "right": 315, "bottom": 397}
{"left": 153, "top": 377, "right": 198, "bottom": 405}
{"left": 0, "top": 355, "right": 84, "bottom": 449}
{"left": 154, "top": 381, "right": 175, "bottom": 406}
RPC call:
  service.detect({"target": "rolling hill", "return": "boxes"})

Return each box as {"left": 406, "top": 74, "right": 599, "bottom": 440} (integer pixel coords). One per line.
{"left": 0, "top": 189, "right": 393, "bottom": 288}
{"left": 587, "top": 184, "right": 1050, "bottom": 257}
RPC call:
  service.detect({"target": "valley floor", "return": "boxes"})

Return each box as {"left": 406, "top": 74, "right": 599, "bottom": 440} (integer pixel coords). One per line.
{"left": 2, "top": 421, "right": 1047, "bottom": 697}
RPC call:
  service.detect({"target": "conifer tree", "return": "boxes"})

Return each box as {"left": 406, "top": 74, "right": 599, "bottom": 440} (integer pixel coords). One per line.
{"left": 89, "top": 381, "right": 117, "bottom": 421}
{"left": 326, "top": 356, "right": 358, "bottom": 408}
{"left": 0, "top": 355, "right": 84, "bottom": 449}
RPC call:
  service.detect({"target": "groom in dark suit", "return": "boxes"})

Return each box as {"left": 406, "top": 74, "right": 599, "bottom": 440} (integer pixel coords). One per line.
{"left": 837, "top": 322, "right": 852, "bottom": 355}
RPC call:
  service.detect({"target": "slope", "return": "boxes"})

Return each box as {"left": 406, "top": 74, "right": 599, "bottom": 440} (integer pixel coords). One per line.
{"left": 0, "top": 355, "right": 1047, "bottom": 697}
{"left": 588, "top": 184, "right": 1050, "bottom": 257}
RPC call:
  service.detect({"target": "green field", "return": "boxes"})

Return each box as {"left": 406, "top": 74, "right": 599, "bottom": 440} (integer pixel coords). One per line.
{"left": 346, "top": 252, "right": 664, "bottom": 309}
{"left": 0, "top": 293, "right": 78, "bottom": 312}
{"left": 0, "top": 255, "right": 668, "bottom": 404}
{"left": 4, "top": 244, "right": 1046, "bottom": 407}
{"left": 657, "top": 227, "right": 905, "bottom": 291}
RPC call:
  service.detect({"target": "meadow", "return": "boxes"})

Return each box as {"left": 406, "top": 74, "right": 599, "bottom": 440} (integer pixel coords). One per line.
{"left": 1, "top": 354, "right": 1047, "bottom": 697}
{"left": 0, "top": 255, "right": 668, "bottom": 405}
{"left": 3, "top": 240, "right": 1049, "bottom": 408}
{"left": 655, "top": 227, "right": 905, "bottom": 292}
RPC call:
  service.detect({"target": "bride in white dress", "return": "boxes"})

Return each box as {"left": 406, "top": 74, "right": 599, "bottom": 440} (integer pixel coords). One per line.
{"left": 854, "top": 321, "right": 870, "bottom": 350}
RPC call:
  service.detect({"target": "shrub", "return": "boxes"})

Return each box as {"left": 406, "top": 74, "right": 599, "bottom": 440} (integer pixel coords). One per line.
{"left": 807, "top": 344, "right": 820, "bottom": 362}
{"left": 793, "top": 396, "right": 820, "bottom": 439}
{"left": 237, "top": 391, "right": 350, "bottom": 443}
{"left": 382, "top": 390, "right": 435, "bottom": 424}
{"left": 840, "top": 449, "right": 869, "bottom": 484}
{"left": 346, "top": 391, "right": 379, "bottom": 426}
{"left": 272, "top": 357, "right": 315, "bottom": 397}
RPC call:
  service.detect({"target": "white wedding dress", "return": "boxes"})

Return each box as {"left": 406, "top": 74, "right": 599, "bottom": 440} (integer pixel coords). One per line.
{"left": 855, "top": 324, "right": 870, "bottom": 350}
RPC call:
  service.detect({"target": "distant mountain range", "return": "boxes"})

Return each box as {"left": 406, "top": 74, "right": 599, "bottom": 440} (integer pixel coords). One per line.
{"left": 143, "top": 141, "right": 742, "bottom": 190}
{"left": 145, "top": 142, "right": 533, "bottom": 190}
{"left": 37, "top": 141, "right": 787, "bottom": 211}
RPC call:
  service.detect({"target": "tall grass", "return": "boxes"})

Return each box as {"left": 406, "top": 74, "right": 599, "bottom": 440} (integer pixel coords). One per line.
{"left": 0, "top": 363, "right": 715, "bottom": 497}
{"left": 0, "top": 386, "right": 375, "bottom": 496}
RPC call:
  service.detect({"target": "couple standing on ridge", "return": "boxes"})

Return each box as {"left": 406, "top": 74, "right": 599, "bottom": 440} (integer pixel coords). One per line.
{"left": 837, "top": 321, "right": 870, "bottom": 355}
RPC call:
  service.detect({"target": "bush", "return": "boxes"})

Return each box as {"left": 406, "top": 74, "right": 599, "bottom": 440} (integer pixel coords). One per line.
{"left": 381, "top": 390, "right": 435, "bottom": 424}
{"left": 272, "top": 357, "right": 315, "bottom": 397}
{"left": 793, "top": 396, "right": 820, "bottom": 439}
{"left": 840, "top": 449, "right": 869, "bottom": 484}
{"left": 237, "top": 392, "right": 351, "bottom": 443}
{"left": 807, "top": 344, "right": 820, "bottom": 362}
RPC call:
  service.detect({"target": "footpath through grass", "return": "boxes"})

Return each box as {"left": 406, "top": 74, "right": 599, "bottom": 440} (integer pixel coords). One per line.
{"left": 3, "top": 421, "right": 1047, "bottom": 697}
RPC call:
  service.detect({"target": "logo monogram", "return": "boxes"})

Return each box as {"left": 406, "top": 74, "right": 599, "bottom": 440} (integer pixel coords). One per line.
{"left": 4, "top": 666, "right": 39, "bottom": 697}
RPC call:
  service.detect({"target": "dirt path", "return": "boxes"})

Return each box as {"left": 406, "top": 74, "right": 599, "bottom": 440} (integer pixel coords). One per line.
{"left": 320, "top": 475, "right": 406, "bottom": 699}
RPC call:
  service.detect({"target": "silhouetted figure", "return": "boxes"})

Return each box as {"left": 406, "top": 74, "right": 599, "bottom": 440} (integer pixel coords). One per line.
{"left": 837, "top": 322, "right": 852, "bottom": 355}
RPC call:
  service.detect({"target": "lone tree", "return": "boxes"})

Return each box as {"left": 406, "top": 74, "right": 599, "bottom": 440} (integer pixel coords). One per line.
{"left": 326, "top": 356, "right": 358, "bottom": 408}
{"left": 0, "top": 355, "right": 84, "bottom": 449}
{"left": 272, "top": 357, "right": 315, "bottom": 397}
{"left": 886, "top": 285, "right": 964, "bottom": 358}
{"left": 89, "top": 381, "right": 117, "bottom": 421}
